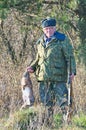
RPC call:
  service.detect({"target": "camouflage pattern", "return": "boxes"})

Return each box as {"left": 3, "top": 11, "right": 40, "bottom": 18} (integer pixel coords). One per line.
{"left": 30, "top": 33, "right": 76, "bottom": 82}
{"left": 39, "top": 81, "right": 68, "bottom": 107}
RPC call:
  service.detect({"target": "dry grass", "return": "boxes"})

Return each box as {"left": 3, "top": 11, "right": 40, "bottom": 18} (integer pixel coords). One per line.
{"left": 0, "top": 56, "right": 86, "bottom": 130}
{"left": 0, "top": 106, "right": 86, "bottom": 130}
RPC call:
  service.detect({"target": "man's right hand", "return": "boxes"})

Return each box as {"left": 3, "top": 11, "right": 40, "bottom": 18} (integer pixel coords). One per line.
{"left": 27, "top": 66, "right": 34, "bottom": 73}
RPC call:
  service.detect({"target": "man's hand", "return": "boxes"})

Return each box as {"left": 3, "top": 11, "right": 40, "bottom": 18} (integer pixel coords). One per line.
{"left": 27, "top": 66, "right": 34, "bottom": 73}
{"left": 69, "top": 73, "right": 74, "bottom": 83}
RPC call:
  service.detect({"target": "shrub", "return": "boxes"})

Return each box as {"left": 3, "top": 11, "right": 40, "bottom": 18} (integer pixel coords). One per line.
{"left": 73, "top": 112, "right": 86, "bottom": 128}
{"left": 5, "top": 108, "right": 37, "bottom": 130}
{"left": 53, "top": 113, "right": 63, "bottom": 128}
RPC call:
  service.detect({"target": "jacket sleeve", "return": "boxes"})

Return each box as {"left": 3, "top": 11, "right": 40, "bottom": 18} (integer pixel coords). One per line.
{"left": 62, "top": 37, "right": 76, "bottom": 75}
{"left": 30, "top": 53, "right": 39, "bottom": 71}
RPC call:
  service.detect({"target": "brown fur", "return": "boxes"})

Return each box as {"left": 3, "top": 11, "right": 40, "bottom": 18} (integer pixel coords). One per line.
{"left": 20, "top": 71, "right": 34, "bottom": 110}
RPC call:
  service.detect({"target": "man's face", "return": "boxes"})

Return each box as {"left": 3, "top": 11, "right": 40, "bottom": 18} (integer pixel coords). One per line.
{"left": 43, "top": 26, "right": 56, "bottom": 38}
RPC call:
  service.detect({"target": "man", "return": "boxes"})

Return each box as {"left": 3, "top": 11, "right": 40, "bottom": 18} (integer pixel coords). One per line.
{"left": 27, "top": 18, "right": 76, "bottom": 119}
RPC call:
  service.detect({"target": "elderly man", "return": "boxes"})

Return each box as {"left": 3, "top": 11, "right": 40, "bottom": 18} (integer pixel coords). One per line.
{"left": 27, "top": 18, "right": 76, "bottom": 121}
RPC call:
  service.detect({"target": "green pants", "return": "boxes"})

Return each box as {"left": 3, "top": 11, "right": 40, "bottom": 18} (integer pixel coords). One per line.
{"left": 39, "top": 81, "right": 69, "bottom": 107}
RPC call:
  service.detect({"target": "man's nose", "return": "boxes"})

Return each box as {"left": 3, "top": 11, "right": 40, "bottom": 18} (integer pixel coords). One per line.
{"left": 47, "top": 29, "right": 51, "bottom": 32}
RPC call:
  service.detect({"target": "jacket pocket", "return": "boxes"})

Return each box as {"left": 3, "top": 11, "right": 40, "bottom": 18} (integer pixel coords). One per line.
{"left": 35, "top": 65, "right": 40, "bottom": 76}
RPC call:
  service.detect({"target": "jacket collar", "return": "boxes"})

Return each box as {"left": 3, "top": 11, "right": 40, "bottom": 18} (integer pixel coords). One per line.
{"left": 36, "top": 31, "right": 65, "bottom": 45}
{"left": 44, "top": 31, "right": 65, "bottom": 42}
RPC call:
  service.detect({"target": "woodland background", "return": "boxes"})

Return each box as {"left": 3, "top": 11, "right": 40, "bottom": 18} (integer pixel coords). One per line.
{"left": 0, "top": 0, "right": 86, "bottom": 130}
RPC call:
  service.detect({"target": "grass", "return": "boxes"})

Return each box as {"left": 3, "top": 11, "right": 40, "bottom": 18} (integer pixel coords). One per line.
{"left": 73, "top": 112, "right": 86, "bottom": 129}
{"left": 0, "top": 107, "right": 86, "bottom": 130}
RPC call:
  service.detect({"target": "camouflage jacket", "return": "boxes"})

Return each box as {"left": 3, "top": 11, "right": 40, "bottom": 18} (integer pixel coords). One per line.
{"left": 30, "top": 31, "right": 76, "bottom": 82}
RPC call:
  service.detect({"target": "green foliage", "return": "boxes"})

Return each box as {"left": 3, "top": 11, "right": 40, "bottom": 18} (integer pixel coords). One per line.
{"left": 0, "top": 0, "right": 15, "bottom": 18}
{"left": 0, "top": 0, "right": 17, "bottom": 9}
{"left": 5, "top": 108, "right": 37, "bottom": 130}
{"left": 68, "top": 0, "right": 77, "bottom": 10}
{"left": 78, "top": 44, "right": 86, "bottom": 66}
{"left": 77, "top": 0, "right": 86, "bottom": 43}
{"left": 76, "top": 0, "right": 86, "bottom": 66}
{"left": 78, "top": 19, "right": 86, "bottom": 44}
{"left": 53, "top": 113, "right": 63, "bottom": 128}
{"left": 15, "top": 109, "right": 35, "bottom": 130}
{"left": 0, "top": 9, "right": 9, "bottom": 19}
{"left": 0, "top": 0, "right": 42, "bottom": 18}
{"left": 73, "top": 113, "right": 86, "bottom": 128}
